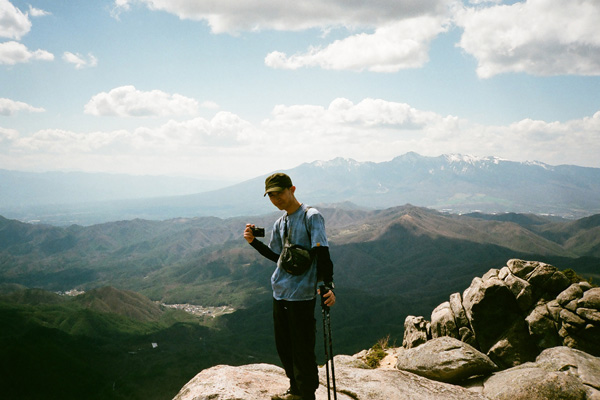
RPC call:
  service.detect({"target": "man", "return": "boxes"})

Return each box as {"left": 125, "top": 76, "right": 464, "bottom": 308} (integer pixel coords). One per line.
{"left": 244, "top": 172, "right": 336, "bottom": 400}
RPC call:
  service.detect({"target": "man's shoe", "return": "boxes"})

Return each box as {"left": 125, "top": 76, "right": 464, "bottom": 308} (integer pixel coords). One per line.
{"left": 271, "top": 388, "right": 302, "bottom": 400}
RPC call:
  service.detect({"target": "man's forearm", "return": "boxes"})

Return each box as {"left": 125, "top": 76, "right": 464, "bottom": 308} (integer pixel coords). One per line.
{"left": 315, "top": 246, "right": 334, "bottom": 285}
{"left": 249, "top": 239, "right": 279, "bottom": 263}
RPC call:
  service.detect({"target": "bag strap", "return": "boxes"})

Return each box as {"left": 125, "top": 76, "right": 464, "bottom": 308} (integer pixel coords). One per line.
{"left": 284, "top": 205, "right": 312, "bottom": 246}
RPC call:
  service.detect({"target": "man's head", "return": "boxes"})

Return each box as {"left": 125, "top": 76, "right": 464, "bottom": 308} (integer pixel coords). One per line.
{"left": 264, "top": 173, "right": 293, "bottom": 196}
{"left": 264, "top": 173, "right": 299, "bottom": 212}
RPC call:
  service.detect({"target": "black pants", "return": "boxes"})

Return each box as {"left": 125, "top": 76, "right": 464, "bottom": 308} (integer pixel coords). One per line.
{"left": 273, "top": 298, "right": 318, "bottom": 398}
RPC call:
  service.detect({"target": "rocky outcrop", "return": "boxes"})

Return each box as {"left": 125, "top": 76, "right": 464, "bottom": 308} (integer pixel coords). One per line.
{"left": 173, "top": 345, "right": 600, "bottom": 400}
{"left": 173, "top": 259, "right": 600, "bottom": 400}
{"left": 404, "top": 259, "right": 600, "bottom": 368}
{"left": 173, "top": 356, "right": 488, "bottom": 400}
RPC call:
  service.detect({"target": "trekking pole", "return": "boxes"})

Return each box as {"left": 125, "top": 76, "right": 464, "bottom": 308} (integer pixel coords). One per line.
{"left": 320, "top": 285, "right": 337, "bottom": 400}
{"left": 326, "top": 308, "right": 337, "bottom": 398}
{"left": 321, "top": 305, "right": 331, "bottom": 400}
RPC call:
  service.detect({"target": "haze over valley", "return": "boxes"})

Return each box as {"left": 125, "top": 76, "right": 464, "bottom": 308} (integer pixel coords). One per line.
{"left": 2, "top": 153, "right": 599, "bottom": 226}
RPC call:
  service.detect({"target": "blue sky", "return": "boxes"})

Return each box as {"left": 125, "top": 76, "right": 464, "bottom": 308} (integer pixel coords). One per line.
{"left": 1, "top": 0, "right": 599, "bottom": 180}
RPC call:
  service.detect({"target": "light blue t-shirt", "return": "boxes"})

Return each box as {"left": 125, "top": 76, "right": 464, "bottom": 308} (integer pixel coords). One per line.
{"left": 269, "top": 204, "right": 329, "bottom": 301}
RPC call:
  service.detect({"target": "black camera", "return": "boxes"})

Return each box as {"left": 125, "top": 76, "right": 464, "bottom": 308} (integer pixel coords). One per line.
{"left": 251, "top": 226, "right": 265, "bottom": 237}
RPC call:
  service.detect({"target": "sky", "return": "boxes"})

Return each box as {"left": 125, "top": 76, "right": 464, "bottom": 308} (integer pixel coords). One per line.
{"left": 1, "top": 0, "right": 599, "bottom": 181}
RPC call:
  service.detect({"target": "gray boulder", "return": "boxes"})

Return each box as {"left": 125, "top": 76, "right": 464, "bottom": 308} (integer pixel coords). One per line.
{"left": 395, "top": 336, "right": 497, "bottom": 383}
{"left": 486, "top": 319, "right": 539, "bottom": 368}
{"left": 173, "top": 363, "right": 292, "bottom": 400}
{"left": 526, "top": 300, "right": 562, "bottom": 349}
{"left": 462, "top": 275, "right": 522, "bottom": 352}
{"left": 579, "top": 287, "right": 600, "bottom": 309}
{"left": 449, "top": 292, "right": 477, "bottom": 347}
{"left": 430, "top": 301, "right": 459, "bottom": 339}
{"left": 448, "top": 292, "right": 469, "bottom": 330}
{"left": 500, "top": 266, "right": 534, "bottom": 312}
{"left": 403, "top": 315, "right": 430, "bottom": 349}
{"left": 536, "top": 346, "right": 600, "bottom": 392}
{"left": 557, "top": 283, "right": 584, "bottom": 307}
{"left": 462, "top": 272, "right": 534, "bottom": 367}
{"left": 483, "top": 364, "right": 588, "bottom": 400}
{"left": 507, "top": 259, "right": 539, "bottom": 278}
{"left": 483, "top": 346, "right": 600, "bottom": 400}
{"left": 526, "top": 262, "right": 571, "bottom": 298}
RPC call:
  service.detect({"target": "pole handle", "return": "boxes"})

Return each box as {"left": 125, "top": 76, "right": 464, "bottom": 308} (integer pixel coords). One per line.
{"left": 319, "top": 284, "right": 331, "bottom": 311}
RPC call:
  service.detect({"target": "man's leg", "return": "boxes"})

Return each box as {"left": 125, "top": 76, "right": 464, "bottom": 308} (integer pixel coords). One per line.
{"left": 273, "top": 298, "right": 300, "bottom": 395}
{"left": 287, "top": 299, "right": 318, "bottom": 399}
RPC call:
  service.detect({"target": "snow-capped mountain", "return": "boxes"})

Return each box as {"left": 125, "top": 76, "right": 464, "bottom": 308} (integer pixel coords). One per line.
{"left": 288, "top": 152, "right": 600, "bottom": 217}
{"left": 2, "top": 153, "right": 599, "bottom": 225}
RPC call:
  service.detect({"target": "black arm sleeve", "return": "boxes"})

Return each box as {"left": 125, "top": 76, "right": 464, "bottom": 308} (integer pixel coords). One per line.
{"left": 314, "top": 246, "right": 334, "bottom": 284}
{"left": 249, "top": 239, "right": 279, "bottom": 263}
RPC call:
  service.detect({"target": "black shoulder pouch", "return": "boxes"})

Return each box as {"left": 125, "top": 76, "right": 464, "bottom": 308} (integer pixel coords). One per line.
{"left": 278, "top": 208, "right": 313, "bottom": 275}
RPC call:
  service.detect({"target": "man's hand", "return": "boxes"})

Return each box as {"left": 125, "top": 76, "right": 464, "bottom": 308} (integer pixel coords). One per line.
{"left": 318, "top": 286, "right": 336, "bottom": 308}
{"left": 243, "top": 224, "right": 256, "bottom": 243}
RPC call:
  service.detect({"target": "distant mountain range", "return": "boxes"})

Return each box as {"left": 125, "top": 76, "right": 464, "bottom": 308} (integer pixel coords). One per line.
{"left": 2, "top": 152, "right": 600, "bottom": 225}
{"left": 1, "top": 205, "right": 598, "bottom": 306}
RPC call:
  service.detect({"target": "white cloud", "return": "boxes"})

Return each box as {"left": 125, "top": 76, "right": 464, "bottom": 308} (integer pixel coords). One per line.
{"left": 0, "top": 41, "right": 54, "bottom": 65}
{"left": 0, "top": 0, "right": 31, "bottom": 39}
{"left": 114, "top": 0, "right": 600, "bottom": 78}
{"left": 115, "top": 0, "right": 454, "bottom": 74}
{"left": 3, "top": 98, "right": 599, "bottom": 178}
{"left": 84, "top": 85, "right": 200, "bottom": 117}
{"left": 266, "top": 16, "right": 449, "bottom": 72}
{"left": 0, "top": 126, "right": 19, "bottom": 144}
{"left": 0, "top": 98, "right": 45, "bottom": 115}
{"left": 11, "top": 112, "right": 261, "bottom": 157}
{"left": 113, "top": 0, "right": 451, "bottom": 34}
{"left": 63, "top": 52, "right": 98, "bottom": 69}
{"left": 260, "top": 98, "right": 464, "bottom": 164}
{"left": 456, "top": 0, "right": 600, "bottom": 78}
{"left": 259, "top": 98, "right": 600, "bottom": 169}
{"left": 17, "top": 129, "right": 97, "bottom": 153}
{"left": 28, "top": 5, "right": 51, "bottom": 17}
{"left": 199, "top": 101, "right": 219, "bottom": 110}
{"left": 140, "top": 112, "right": 260, "bottom": 148}
{"left": 267, "top": 98, "right": 442, "bottom": 129}
{"left": 464, "top": 112, "right": 600, "bottom": 166}
{"left": 467, "top": 0, "right": 501, "bottom": 4}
